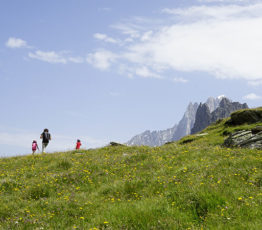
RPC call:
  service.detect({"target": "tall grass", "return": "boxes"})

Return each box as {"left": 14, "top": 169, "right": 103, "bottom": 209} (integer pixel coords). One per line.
{"left": 1, "top": 121, "right": 262, "bottom": 229}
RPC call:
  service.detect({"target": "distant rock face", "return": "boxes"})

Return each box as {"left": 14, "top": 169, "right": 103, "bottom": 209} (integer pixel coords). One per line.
{"left": 127, "top": 100, "right": 201, "bottom": 146}
{"left": 191, "top": 98, "right": 248, "bottom": 134}
{"left": 172, "top": 102, "right": 199, "bottom": 141}
{"left": 205, "top": 96, "right": 222, "bottom": 112}
{"left": 224, "top": 128, "right": 262, "bottom": 149}
{"left": 211, "top": 98, "right": 248, "bottom": 123}
{"left": 126, "top": 101, "right": 199, "bottom": 146}
{"left": 126, "top": 125, "right": 177, "bottom": 147}
{"left": 126, "top": 96, "right": 249, "bottom": 146}
{"left": 191, "top": 103, "right": 212, "bottom": 135}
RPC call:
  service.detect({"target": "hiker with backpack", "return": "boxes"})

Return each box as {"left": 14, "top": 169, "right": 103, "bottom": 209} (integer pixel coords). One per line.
{"left": 40, "top": 128, "right": 51, "bottom": 153}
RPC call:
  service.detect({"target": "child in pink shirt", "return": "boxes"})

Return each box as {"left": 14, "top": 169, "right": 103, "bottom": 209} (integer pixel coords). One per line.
{"left": 32, "top": 140, "right": 39, "bottom": 155}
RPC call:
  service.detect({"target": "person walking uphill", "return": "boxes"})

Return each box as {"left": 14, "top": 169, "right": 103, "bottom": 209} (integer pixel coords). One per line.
{"left": 32, "top": 140, "right": 39, "bottom": 155}
{"left": 76, "top": 139, "right": 81, "bottom": 150}
{"left": 40, "top": 128, "right": 51, "bottom": 153}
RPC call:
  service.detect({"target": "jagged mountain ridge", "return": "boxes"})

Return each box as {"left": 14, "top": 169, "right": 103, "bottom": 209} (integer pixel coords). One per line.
{"left": 127, "top": 96, "right": 248, "bottom": 147}
{"left": 126, "top": 125, "right": 178, "bottom": 146}
{"left": 206, "top": 96, "right": 224, "bottom": 112}
{"left": 126, "top": 101, "right": 199, "bottom": 147}
{"left": 127, "top": 96, "right": 224, "bottom": 146}
{"left": 190, "top": 103, "right": 211, "bottom": 135}
{"left": 172, "top": 102, "right": 199, "bottom": 141}
{"left": 191, "top": 98, "right": 249, "bottom": 134}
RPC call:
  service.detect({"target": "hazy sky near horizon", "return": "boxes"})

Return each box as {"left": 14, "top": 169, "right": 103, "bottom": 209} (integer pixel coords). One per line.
{"left": 1, "top": 0, "right": 262, "bottom": 157}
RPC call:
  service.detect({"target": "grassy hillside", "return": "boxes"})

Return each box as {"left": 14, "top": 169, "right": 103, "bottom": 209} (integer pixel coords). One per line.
{"left": 1, "top": 111, "right": 262, "bottom": 229}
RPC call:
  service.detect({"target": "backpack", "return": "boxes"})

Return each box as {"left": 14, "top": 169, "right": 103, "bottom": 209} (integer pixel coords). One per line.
{"left": 32, "top": 143, "right": 37, "bottom": 150}
{"left": 42, "top": 132, "right": 50, "bottom": 143}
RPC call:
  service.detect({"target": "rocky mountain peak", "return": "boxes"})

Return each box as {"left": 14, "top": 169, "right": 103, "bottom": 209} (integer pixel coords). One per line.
{"left": 217, "top": 95, "right": 226, "bottom": 100}
{"left": 126, "top": 125, "right": 178, "bottom": 147}
{"left": 191, "top": 97, "right": 249, "bottom": 134}
{"left": 172, "top": 101, "right": 199, "bottom": 141}
{"left": 126, "top": 101, "right": 199, "bottom": 146}
{"left": 205, "top": 96, "right": 224, "bottom": 112}
{"left": 219, "top": 97, "right": 231, "bottom": 108}
{"left": 127, "top": 96, "right": 249, "bottom": 147}
{"left": 191, "top": 103, "right": 212, "bottom": 134}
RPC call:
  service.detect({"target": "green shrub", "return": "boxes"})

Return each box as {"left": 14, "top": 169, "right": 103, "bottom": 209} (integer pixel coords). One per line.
{"left": 226, "top": 108, "right": 262, "bottom": 125}
{"left": 57, "top": 159, "right": 72, "bottom": 170}
{"left": 25, "top": 185, "right": 50, "bottom": 200}
{"left": 0, "top": 179, "right": 18, "bottom": 193}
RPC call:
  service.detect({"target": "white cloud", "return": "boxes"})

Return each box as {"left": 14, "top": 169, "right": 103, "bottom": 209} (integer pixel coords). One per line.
{"left": 125, "top": 38, "right": 134, "bottom": 43}
{"left": 68, "top": 57, "right": 85, "bottom": 63}
{"left": 162, "top": 3, "right": 262, "bottom": 20}
{"left": 87, "top": 3, "right": 262, "bottom": 82}
{"left": 28, "top": 50, "right": 84, "bottom": 64}
{"left": 111, "top": 23, "right": 141, "bottom": 38}
{"left": 98, "top": 7, "right": 112, "bottom": 12}
{"left": 94, "top": 33, "right": 117, "bottom": 43}
{"left": 6, "top": 37, "right": 83, "bottom": 65}
{"left": 11, "top": 2, "right": 262, "bottom": 84}
{"left": 116, "top": 64, "right": 135, "bottom": 78}
{"left": 110, "top": 17, "right": 162, "bottom": 42}
{"left": 6, "top": 37, "right": 27, "bottom": 48}
{"left": 243, "top": 93, "right": 262, "bottom": 100}
{"left": 28, "top": 50, "right": 67, "bottom": 64}
{"left": 87, "top": 50, "right": 117, "bottom": 70}
{"left": 172, "top": 77, "right": 188, "bottom": 83}
{"left": 141, "top": 31, "right": 153, "bottom": 41}
{"left": 113, "top": 3, "right": 262, "bottom": 81}
{"left": 198, "top": 0, "right": 248, "bottom": 2}
{"left": 135, "top": 66, "right": 161, "bottom": 78}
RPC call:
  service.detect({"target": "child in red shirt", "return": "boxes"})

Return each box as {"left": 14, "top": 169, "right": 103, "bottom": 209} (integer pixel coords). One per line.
{"left": 76, "top": 139, "right": 81, "bottom": 150}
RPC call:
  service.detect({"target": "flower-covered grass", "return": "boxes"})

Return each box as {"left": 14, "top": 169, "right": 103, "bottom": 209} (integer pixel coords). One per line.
{"left": 1, "top": 119, "right": 262, "bottom": 229}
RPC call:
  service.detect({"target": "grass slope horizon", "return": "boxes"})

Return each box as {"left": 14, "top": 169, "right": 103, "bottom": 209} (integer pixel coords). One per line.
{"left": 1, "top": 108, "right": 262, "bottom": 229}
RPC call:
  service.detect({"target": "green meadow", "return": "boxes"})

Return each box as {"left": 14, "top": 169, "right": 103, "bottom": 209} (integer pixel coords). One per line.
{"left": 1, "top": 116, "right": 262, "bottom": 229}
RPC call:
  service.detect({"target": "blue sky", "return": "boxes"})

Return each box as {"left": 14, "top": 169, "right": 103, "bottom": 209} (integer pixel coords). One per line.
{"left": 1, "top": 0, "right": 262, "bottom": 157}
